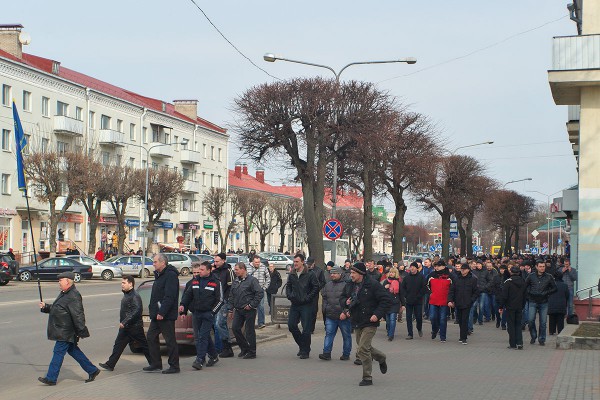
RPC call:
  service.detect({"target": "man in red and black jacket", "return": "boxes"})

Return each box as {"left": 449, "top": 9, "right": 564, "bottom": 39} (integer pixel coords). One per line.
{"left": 427, "top": 260, "right": 452, "bottom": 342}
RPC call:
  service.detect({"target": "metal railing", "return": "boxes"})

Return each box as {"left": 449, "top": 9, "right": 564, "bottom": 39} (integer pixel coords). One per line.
{"left": 576, "top": 285, "right": 600, "bottom": 320}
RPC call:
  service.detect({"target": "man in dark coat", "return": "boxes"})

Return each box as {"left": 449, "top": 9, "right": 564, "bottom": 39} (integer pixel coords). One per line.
{"left": 38, "top": 272, "right": 100, "bottom": 385}
{"left": 340, "top": 262, "right": 391, "bottom": 386}
{"left": 525, "top": 259, "right": 557, "bottom": 346}
{"left": 307, "top": 257, "right": 326, "bottom": 333}
{"left": 401, "top": 261, "right": 427, "bottom": 339}
{"left": 448, "top": 264, "right": 478, "bottom": 345}
{"left": 99, "top": 275, "right": 152, "bottom": 371}
{"left": 212, "top": 253, "right": 235, "bottom": 357}
{"left": 498, "top": 266, "right": 527, "bottom": 349}
{"left": 547, "top": 271, "right": 569, "bottom": 335}
{"left": 145, "top": 253, "right": 180, "bottom": 373}
{"left": 319, "top": 266, "right": 352, "bottom": 361}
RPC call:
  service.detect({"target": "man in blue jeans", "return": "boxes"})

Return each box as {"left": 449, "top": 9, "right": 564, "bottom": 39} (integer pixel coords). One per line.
{"left": 211, "top": 253, "right": 235, "bottom": 357}
{"left": 319, "top": 267, "right": 352, "bottom": 360}
{"left": 525, "top": 260, "right": 557, "bottom": 345}
{"left": 38, "top": 271, "right": 99, "bottom": 385}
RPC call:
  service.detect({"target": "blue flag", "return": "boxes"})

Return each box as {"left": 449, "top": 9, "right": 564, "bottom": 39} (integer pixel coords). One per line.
{"left": 12, "top": 101, "right": 27, "bottom": 191}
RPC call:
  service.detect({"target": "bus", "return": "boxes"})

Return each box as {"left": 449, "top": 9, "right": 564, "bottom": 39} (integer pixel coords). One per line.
{"left": 323, "top": 238, "right": 350, "bottom": 267}
{"left": 491, "top": 245, "right": 515, "bottom": 256}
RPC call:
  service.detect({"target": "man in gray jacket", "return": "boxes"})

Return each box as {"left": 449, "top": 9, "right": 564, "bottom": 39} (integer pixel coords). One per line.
{"left": 228, "top": 262, "right": 264, "bottom": 359}
{"left": 560, "top": 258, "right": 577, "bottom": 315}
{"left": 319, "top": 267, "right": 352, "bottom": 361}
{"left": 248, "top": 255, "right": 270, "bottom": 329}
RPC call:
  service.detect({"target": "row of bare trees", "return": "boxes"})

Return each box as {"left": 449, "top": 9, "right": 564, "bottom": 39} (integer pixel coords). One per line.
{"left": 24, "top": 151, "right": 184, "bottom": 256}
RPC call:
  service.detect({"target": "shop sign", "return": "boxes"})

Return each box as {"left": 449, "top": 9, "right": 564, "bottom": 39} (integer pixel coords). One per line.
{"left": 0, "top": 208, "right": 17, "bottom": 216}
{"left": 203, "top": 220, "right": 213, "bottom": 229}
{"left": 126, "top": 219, "right": 140, "bottom": 227}
{"left": 61, "top": 213, "right": 84, "bottom": 223}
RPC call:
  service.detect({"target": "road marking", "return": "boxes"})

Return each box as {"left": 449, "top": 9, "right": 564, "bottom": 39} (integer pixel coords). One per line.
{"left": 0, "top": 321, "right": 13, "bottom": 324}
{"left": 94, "top": 325, "right": 117, "bottom": 330}
{"left": 0, "top": 292, "right": 121, "bottom": 307}
{"left": 101, "top": 308, "right": 120, "bottom": 312}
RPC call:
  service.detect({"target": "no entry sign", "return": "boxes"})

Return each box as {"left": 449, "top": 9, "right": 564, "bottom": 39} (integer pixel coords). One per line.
{"left": 323, "top": 218, "right": 343, "bottom": 241}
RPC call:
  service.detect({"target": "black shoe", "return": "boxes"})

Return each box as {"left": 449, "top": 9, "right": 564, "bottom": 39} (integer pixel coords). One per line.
{"left": 379, "top": 360, "right": 388, "bottom": 374}
{"left": 359, "top": 379, "right": 373, "bottom": 386}
{"left": 192, "top": 361, "right": 203, "bottom": 370}
{"left": 238, "top": 351, "right": 248, "bottom": 358}
{"left": 453, "top": 320, "right": 459, "bottom": 324}
{"left": 354, "top": 358, "right": 362, "bottom": 365}
{"left": 297, "top": 351, "right": 301, "bottom": 357}
{"left": 206, "top": 356, "right": 219, "bottom": 367}
{"left": 507, "top": 346, "right": 517, "bottom": 349}
{"left": 143, "top": 365, "right": 162, "bottom": 372}
{"left": 431, "top": 333, "right": 437, "bottom": 340}
{"left": 387, "top": 336, "right": 394, "bottom": 341}
{"left": 418, "top": 330, "right": 423, "bottom": 337}
{"left": 491, "top": 315, "right": 495, "bottom": 321}
{"left": 496, "top": 320, "right": 501, "bottom": 328}
{"left": 530, "top": 338, "right": 536, "bottom": 344}
{"left": 340, "top": 355, "right": 350, "bottom": 360}
{"left": 478, "top": 322, "right": 483, "bottom": 326}
{"left": 219, "top": 348, "right": 234, "bottom": 358}
{"left": 501, "top": 326, "right": 507, "bottom": 330}
{"left": 468, "top": 330, "right": 473, "bottom": 335}
{"left": 85, "top": 369, "right": 100, "bottom": 383}
{"left": 38, "top": 377, "right": 56, "bottom": 386}
{"left": 299, "top": 353, "right": 309, "bottom": 359}
{"left": 318, "top": 353, "right": 331, "bottom": 360}
{"left": 405, "top": 336, "right": 413, "bottom": 340}
{"left": 521, "top": 325, "right": 527, "bottom": 331}
{"left": 162, "top": 367, "right": 180, "bottom": 374}
{"left": 243, "top": 352, "right": 256, "bottom": 359}
{"left": 517, "top": 345, "right": 523, "bottom": 350}
{"left": 539, "top": 341, "right": 545, "bottom": 346}
{"left": 98, "top": 362, "right": 114, "bottom": 371}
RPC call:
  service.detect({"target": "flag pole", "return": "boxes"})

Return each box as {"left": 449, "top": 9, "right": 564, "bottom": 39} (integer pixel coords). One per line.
{"left": 24, "top": 189, "right": 42, "bottom": 302}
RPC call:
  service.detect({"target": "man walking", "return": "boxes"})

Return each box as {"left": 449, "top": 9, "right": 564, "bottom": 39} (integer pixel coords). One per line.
{"left": 560, "top": 259, "right": 577, "bottom": 316}
{"left": 99, "top": 275, "right": 152, "bottom": 371}
{"left": 427, "top": 260, "right": 452, "bottom": 343}
{"left": 306, "top": 257, "right": 326, "bottom": 333}
{"left": 402, "top": 261, "right": 426, "bottom": 339}
{"left": 286, "top": 253, "right": 320, "bottom": 358}
{"left": 525, "top": 259, "right": 557, "bottom": 345}
{"left": 144, "top": 254, "right": 180, "bottom": 373}
{"left": 421, "top": 258, "right": 433, "bottom": 319}
{"left": 499, "top": 265, "right": 527, "bottom": 349}
{"left": 248, "top": 255, "right": 270, "bottom": 329}
{"left": 319, "top": 266, "right": 352, "bottom": 361}
{"left": 448, "top": 264, "right": 478, "bottom": 345}
{"left": 178, "top": 262, "right": 223, "bottom": 370}
{"left": 38, "top": 272, "right": 100, "bottom": 385}
{"left": 341, "top": 262, "right": 391, "bottom": 386}
{"left": 229, "top": 262, "right": 264, "bottom": 359}
{"left": 212, "top": 253, "right": 235, "bottom": 357}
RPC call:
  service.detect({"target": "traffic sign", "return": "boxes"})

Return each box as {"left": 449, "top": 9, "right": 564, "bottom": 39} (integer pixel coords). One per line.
{"left": 525, "top": 244, "right": 530, "bottom": 250}
{"left": 557, "top": 238, "right": 562, "bottom": 244}
{"left": 531, "top": 247, "right": 538, "bottom": 255}
{"left": 450, "top": 231, "right": 459, "bottom": 238}
{"left": 543, "top": 242, "right": 548, "bottom": 248}
{"left": 472, "top": 231, "right": 480, "bottom": 238}
{"left": 541, "top": 246, "right": 549, "bottom": 255}
{"left": 472, "top": 245, "right": 482, "bottom": 252}
{"left": 429, "top": 245, "right": 436, "bottom": 252}
{"left": 436, "top": 243, "right": 443, "bottom": 251}
{"left": 402, "top": 237, "right": 406, "bottom": 243}
{"left": 323, "top": 218, "right": 343, "bottom": 241}
{"left": 531, "top": 230, "right": 539, "bottom": 238}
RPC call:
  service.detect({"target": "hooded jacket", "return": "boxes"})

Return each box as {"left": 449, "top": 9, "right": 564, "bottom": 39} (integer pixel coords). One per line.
{"left": 499, "top": 274, "right": 526, "bottom": 311}
{"left": 427, "top": 267, "right": 452, "bottom": 306}
{"left": 41, "top": 285, "right": 90, "bottom": 342}
{"left": 149, "top": 264, "right": 179, "bottom": 321}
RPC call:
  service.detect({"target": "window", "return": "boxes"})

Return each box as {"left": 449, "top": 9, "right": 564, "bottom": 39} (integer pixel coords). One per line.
{"left": 42, "top": 96, "right": 49, "bottom": 116}
{"left": 211, "top": 146, "right": 215, "bottom": 160}
{"left": 129, "top": 227, "right": 137, "bottom": 243}
{"left": 22, "top": 91, "right": 31, "bottom": 111}
{"left": 0, "top": 217, "right": 10, "bottom": 251}
{"left": 182, "top": 168, "right": 190, "bottom": 180}
{"left": 41, "top": 138, "right": 49, "bottom": 153}
{"left": 75, "top": 106, "right": 83, "bottom": 121}
{"left": 152, "top": 126, "right": 160, "bottom": 142}
{"left": 116, "top": 154, "right": 122, "bottom": 166}
{"left": 1, "top": 174, "right": 9, "bottom": 194}
{"left": 117, "top": 119, "right": 123, "bottom": 132}
{"left": 60, "top": 182, "right": 68, "bottom": 196}
{"left": 203, "top": 144, "right": 207, "bottom": 158}
{"left": 102, "top": 151, "right": 110, "bottom": 165}
{"left": 56, "top": 101, "right": 69, "bottom": 116}
{"left": 142, "top": 160, "right": 147, "bottom": 169}
{"left": 143, "top": 127, "right": 148, "bottom": 143}
{"left": 210, "top": 174, "right": 214, "bottom": 187}
{"left": 174, "top": 136, "right": 179, "bottom": 151}
{"left": 181, "top": 140, "right": 188, "bottom": 150}
{"left": 218, "top": 148, "right": 222, "bottom": 162}
{"left": 74, "top": 223, "right": 82, "bottom": 241}
{"left": 2, "top": 85, "right": 11, "bottom": 106}
{"left": 89, "top": 111, "right": 95, "bottom": 128}
{"left": 1, "top": 129, "right": 9, "bottom": 151}
{"left": 57, "top": 141, "right": 69, "bottom": 154}
{"left": 202, "top": 172, "right": 206, "bottom": 186}
{"left": 165, "top": 132, "right": 170, "bottom": 144}
{"left": 129, "top": 123, "right": 135, "bottom": 141}
{"left": 129, "top": 157, "right": 135, "bottom": 168}
{"left": 152, "top": 162, "right": 158, "bottom": 170}
{"left": 218, "top": 175, "right": 221, "bottom": 188}
{"left": 100, "top": 115, "right": 111, "bottom": 129}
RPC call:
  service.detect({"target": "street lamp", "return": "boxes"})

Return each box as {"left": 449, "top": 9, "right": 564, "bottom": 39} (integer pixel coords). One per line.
{"left": 264, "top": 52, "right": 417, "bottom": 263}
{"left": 502, "top": 178, "right": 532, "bottom": 188}
{"left": 127, "top": 140, "right": 188, "bottom": 263}
{"left": 452, "top": 141, "right": 494, "bottom": 153}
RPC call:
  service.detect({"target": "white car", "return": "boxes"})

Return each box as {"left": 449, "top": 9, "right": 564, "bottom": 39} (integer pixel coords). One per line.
{"left": 162, "top": 253, "right": 193, "bottom": 275}
{"left": 63, "top": 255, "right": 123, "bottom": 281}
{"left": 261, "top": 253, "right": 294, "bottom": 270}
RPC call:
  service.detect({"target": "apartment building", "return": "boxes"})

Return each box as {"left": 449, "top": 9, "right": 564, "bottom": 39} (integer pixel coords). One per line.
{"left": 0, "top": 24, "right": 228, "bottom": 259}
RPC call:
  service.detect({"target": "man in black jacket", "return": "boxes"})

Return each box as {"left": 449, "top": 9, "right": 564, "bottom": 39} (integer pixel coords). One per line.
{"left": 228, "top": 262, "right": 264, "bottom": 359}
{"left": 525, "top": 259, "right": 557, "bottom": 346}
{"left": 340, "top": 262, "right": 391, "bottom": 386}
{"left": 306, "top": 257, "right": 326, "bottom": 334}
{"left": 448, "top": 264, "right": 478, "bottom": 345}
{"left": 99, "top": 275, "right": 152, "bottom": 371}
{"left": 401, "top": 262, "right": 426, "bottom": 339}
{"left": 499, "top": 266, "right": 527, "bottom": 349}
{"left": 212, "top": 253, "right": 235, "bottom": 357}
{"left": 179, "top": 262, "right": 223, "bottom": 370}
{"left": 144, "top": 254, "right": 180, "bottom": 374}
{"left": 38, "top": 272, "right": 100, "bottom": 385}
{"left": 286, "top": 253, "right": 320, "bottom": 359}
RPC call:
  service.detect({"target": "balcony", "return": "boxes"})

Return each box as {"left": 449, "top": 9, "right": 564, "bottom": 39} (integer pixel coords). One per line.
{"left": 159, "top": 211, "right": 173, "bottom": 220}
{"left": 549, "top": 34, "right": 600, "bottom": 105}
{"left": 56, "top": 196, "right": 85, "bottom": 214}
{"left": 182, "top": 180, "right": 200, "bottom": 193}
{"left": 149, "top": 142, "right": 173, "bottom": 158}
{"left": 179, "top": 210, "right": 200, "bottom": 223}
{"left": 180, "top": 149, "right": 202, "bottom": 164}
{"left": 98, "top": 129, "right": 125, "bottom": 147}
{"left": 53, "top": 115, "right": 84, "bottom": 137}
{"left": 567, "top": 105, "right": 580, "bottom": 146}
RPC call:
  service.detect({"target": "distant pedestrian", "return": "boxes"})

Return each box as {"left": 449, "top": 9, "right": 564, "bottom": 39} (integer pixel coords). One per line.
{"left": 498, "top": 266, "right": 526, "bottom": 349}
{"left": 99, "top": 275, "right": 152, "bottom": 371}
{"left": 211, "top": 253, "right": 235, "bottom": 358}
{"left": 319, "top": 266, "right": 352, "bottom": 361}
{"left": 248, "top": 255, "right": 270, "bottom": 329}
{"left": 427, "top": 260, "right": 452, "bottom": 343}
{"left": 94, "top": 247, "right": 105, "bottom": 262}
{"left": 560, "top": 259, "right": 577, "bottom": 316}
{"left": 448, "top": 263, "right": 478, "bottom": 345}
{"left": 381, "top": 267, "right": 404, "bottom": 341}
{"left": 401, "top": 262, "right": 426, "bottom": 339}
{"left": 38, "top": 272, "right": 99, "bottom": 385}
{"left": 547, "top": 271, "right": 569, "bottom": 335}
{"left": 265, "top": 262, "right": 282, "bottom": 312}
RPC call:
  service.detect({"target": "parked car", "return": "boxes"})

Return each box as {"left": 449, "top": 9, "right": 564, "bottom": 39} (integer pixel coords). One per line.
{"left": 63, "top": 255, "right": 123, "bottom": 281}
{"left": 0, "top": 262, "right": 12, "bottom": 285}
{"left": 226, "top": 255, "right": 250, "bottom": 266}
{"left": 188, "top": 254, "right": 214, "bottom": 264}
{"left": 0, "top": 254, "right": 19, "bottom": 276}
{"left": 260, "top": 253, "right": 293, "bottom": 270}
{"left": 162, "top": 253, "right": 193, "bottom": 276}
{"left": 18, "top": 257, "right": 93, "bottom": 282}
{"left": 102, "top": 255, "right": 154, "bottom": 278}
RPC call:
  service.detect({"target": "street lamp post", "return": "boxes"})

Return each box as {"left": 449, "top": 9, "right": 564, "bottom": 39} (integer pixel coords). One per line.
{"left": 452, "top": 141, "right": 494, "bottom": 154}
{"left": 264, "top": 53, "right": 416, "bottom": 264}
{"left": 503, "top": 178, "right": 532, "bottom": 188}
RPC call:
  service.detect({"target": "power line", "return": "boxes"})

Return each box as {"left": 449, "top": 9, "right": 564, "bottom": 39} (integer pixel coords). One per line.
{"left": 378, "top": 14, "right": 569, "bottom": 84}
{"left": 187, "top": 0, "right": 281, "bottom": 80}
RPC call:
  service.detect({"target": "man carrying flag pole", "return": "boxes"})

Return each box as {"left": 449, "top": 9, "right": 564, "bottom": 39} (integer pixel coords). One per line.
{"left": 12, "top": 100, "right": 43, "bottom": 302}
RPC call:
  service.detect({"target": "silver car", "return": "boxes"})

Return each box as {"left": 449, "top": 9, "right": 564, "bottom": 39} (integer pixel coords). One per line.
{"left": 163, "top": 253, "right": 193, "bottom": 276}
{"left": 261, "top": 253, "right": 294, "bottom": 270}
{"left": 103, "top": 255, "right": 154, "bottom": 278}
{"left": 63, "top": 255, "right": 123, "bottom": 281}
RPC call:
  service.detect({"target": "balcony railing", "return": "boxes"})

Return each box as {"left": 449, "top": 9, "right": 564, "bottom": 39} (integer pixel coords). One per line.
{"left": 182, "top": 180, "right": 200, "bottom": 193}
{"left": 53, "top": 115, "right": 84, "bottom": 137}
{"left": 149, "top": 142, "right": 174, "bottom": 158}
{"left": 552, "top": 34, "right": 600, "bottom": 71}
{"left": 180, "top": 149, "right": 202, "bottom": 164}
{"left": 98, "top": 129, "right": 125, "bottom": 146}
{"left": 179, "top": 210, "right": 200, "bottom": 223}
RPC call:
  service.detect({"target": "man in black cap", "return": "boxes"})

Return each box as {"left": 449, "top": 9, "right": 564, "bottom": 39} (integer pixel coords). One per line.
{"left": 401, "top": 261, "right": 427, "bottom": 339}
{"left": 499, "top": 266, "right": 527, "bottom": 349}
{"left": 38, "top": 272, "right": 100, "bottom": 385}
{"left": 448, "top": 264, "right": 478, "bottom": 345}
{"left": 341, "top": 262, "right": 391, "bottom": 386}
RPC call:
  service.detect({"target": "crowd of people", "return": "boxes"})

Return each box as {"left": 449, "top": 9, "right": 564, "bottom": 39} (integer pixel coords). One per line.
{"left": 36, "top": 250, "right": 577, "bottom": 388}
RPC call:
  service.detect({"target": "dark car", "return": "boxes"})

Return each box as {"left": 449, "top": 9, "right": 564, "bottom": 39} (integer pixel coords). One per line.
{"left": 18, "top": 257, "right": 93, "bottom": 283}
{"left": 0, "top": 254, "right": 19, "bottom": 275}
{"left": 0, "top": 263, "right": 12, "bottom": 285}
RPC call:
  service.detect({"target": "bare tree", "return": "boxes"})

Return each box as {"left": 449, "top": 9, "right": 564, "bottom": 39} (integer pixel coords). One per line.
{"left": 271, "top": 197, "right": 303, "bottom": 253}
{"left": 203, "top": 187, "right": 239, "bottom": 253}
{"left": 252, "top": 194, "right": 277, "bottom": 252}
{"left": 336, "top": 208, "right": 363, "bottom": 256}
{"left": 107, "top": 165, "right": 137, "bottom": 254}
{"left": 233, "top": 189, "right": 260, "bottom": 252}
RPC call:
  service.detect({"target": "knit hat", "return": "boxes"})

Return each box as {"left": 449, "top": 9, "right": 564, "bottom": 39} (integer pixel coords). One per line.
{"left": 57, "top": 271, "right": 75, "bottom": 280}
{"left": 409, "top": 261, "right": 419, "bottom": 269}
{"left": 326, "top": 261, "right": 335, "bottom": 267}
{"left": 510, "top": 266, "right": 520, "bottom": 274}
{"left": 460, "top": 263, "right": 471, "bottom": 270}
{"left": 351, "top": 262, "right": 367, "bottom": 275}
{"left": 330, "top": 266, "right": 344, "bottom": 274}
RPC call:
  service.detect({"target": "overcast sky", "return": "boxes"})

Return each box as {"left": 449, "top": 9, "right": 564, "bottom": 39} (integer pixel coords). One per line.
{"left": 4, "top": 1, "right": 578, "bottom": 221}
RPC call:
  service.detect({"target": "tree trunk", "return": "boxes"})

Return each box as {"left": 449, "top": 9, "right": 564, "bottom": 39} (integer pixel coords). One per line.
{"left": 362, "top": 168, "right": 374, "bottom": 262}
{"left": 514, "top": 225, "right": 520, "bottom": 254}
{"left": 290, "top": 227, "right": 296, "bottom": 253}
{"left": 441, "top": 211, "right": 451, "bottom": 259}
{"left": 466, "top": 215, "right": 474, "bottom": 257}
{"left": 391, "top": 196, "right": 407, "bottom": 263}
{"left": 279, "top": 223, "right": 286, "bottom": 253}
{"left": 85, "top": 197, "right": 102, "bottom": 255}
{"left": 260, "top": 233, "right": 266, "bottom": 252}
{"left": 457, "top": 218, "right": 467, "bottom": 256}
{"left": 243, "top": 216, "right": 250, "bottom": 253}
{"left": 300, "top": 176, "right": 325, "bottom": 267}
{"left": 503, "top": 228, "right": 512, "bottom": 256}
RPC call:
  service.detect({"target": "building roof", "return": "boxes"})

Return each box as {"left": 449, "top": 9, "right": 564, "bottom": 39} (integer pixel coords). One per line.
{"left": 0, "top": 49, "right": 226, "bottom": 134}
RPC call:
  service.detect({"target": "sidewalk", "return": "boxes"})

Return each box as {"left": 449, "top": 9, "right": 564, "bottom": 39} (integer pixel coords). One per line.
{"left": 22, "top": 319, "right": 600, "bottom": 400}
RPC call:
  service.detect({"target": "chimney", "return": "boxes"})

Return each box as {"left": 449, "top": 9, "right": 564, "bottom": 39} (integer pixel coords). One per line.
{"left": 173, "top": 100, "right": 198, "bottom": 120}
{"left": 0, "top": 24, "right": 25, "bottom": 58}
{"left": 234, "top": 162, "right": 242, "bottom": 179}
{"left": 161, "top": 102, "right": 166, "bottom": 112}
{"left": 256, "top": 168, "right": 265, "bottom": 184}
{"left": 242, "top": 163, "right": 248, "bottom": 175}
{"left": 52, "top": 60, "right": 60, "bottom": 75}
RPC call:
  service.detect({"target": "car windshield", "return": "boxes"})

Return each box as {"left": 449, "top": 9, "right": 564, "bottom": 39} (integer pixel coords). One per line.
{"left": 105, "top": 256, "right": 121, "bottom": 263}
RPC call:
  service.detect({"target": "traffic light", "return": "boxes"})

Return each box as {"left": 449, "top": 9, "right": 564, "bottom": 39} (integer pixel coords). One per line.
{"left": 213, "top": 232, "right": 219, "bottom": 244}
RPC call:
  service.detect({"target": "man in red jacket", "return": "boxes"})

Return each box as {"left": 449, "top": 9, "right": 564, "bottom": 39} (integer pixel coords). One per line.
{"left": 94, "top": 247, "right": 105, "bottom": 262}
{"left": 427, "top": 260, "right": 452, "bottom": 342}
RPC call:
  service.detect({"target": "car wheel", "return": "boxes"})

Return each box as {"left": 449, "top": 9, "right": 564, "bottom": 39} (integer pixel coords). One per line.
{"left": 73, "top": 273, "right": 82, "bottom": 283}
{"left": 101, "top": 269, "right": 114, "bottom": 281}
{"left": 19, "top": 271, "right": 31, "bottom": 282}
{"left": 128, "top": 342, "right": 144, "bottom": 354}
{"left": 143, "top": 268, "right": 150, "bottom": 278}
{"left": 180, "top": 267, "right": 190, "bottom": 276}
